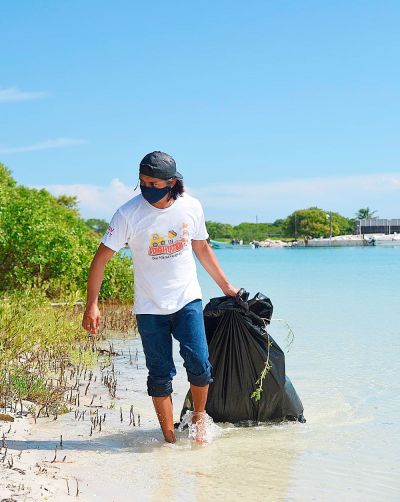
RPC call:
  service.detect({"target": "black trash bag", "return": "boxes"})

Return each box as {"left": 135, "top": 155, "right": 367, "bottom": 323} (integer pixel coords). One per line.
{"left": 180, "top": 289, "right": 305, "bottom": 424}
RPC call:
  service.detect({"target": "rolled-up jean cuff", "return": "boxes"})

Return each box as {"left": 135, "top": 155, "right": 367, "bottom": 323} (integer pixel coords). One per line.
{"left": 187, "top": 370, "right": 213, "bottom": 387}
{"left": 147, "top": 380, "right": 173, "bottom": 397}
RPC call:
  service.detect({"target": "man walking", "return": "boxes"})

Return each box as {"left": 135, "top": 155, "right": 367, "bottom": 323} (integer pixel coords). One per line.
{"left": 82, "top": 151, "right": 238, "bottom": 443}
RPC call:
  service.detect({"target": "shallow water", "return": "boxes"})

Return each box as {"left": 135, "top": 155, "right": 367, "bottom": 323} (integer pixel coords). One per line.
{"left": 13, "top": 247, "right": 400, "bottom": 501}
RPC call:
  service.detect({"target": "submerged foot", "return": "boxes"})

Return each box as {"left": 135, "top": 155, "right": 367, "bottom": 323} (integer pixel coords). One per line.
{"left": 162, "top": 429, "right": 176, "bottom": 443}
{"left": 192, "top": 411, "right": 208, "bottom": 444}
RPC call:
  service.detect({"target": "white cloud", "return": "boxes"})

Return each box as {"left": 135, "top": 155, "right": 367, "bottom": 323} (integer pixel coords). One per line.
{"left": 40, "top": 178, "right": 139, "bottom": 219}
{"left": 0, "top": 138, "right": 87, "bottom": 154}
{"left": 190, "top": 172, "right": 400, "bottom": 222}
{"left": 0, "top": 86, "right": 48, "bottom": 103}
{"left": 38, "top": 172, "right": 400, "bottom": 223}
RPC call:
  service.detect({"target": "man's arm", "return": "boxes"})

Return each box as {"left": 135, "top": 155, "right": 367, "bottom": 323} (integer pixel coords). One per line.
{"left": 82, "top": 243, "right": 115, "bottom": 335}
{"left": 192, "top": 240, "right": 239, "bottom": 297}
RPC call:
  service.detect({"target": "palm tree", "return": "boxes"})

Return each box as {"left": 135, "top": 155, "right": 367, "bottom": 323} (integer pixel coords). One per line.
{"left": 356, "top": 207, "right": 378, "bottom": 220}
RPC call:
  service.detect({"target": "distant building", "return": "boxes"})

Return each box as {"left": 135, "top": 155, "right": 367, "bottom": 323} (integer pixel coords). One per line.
{"left": 355, "top": 219, "right": 400, "bottom": 235}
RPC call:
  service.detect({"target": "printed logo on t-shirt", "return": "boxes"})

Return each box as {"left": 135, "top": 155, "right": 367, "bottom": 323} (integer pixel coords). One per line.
{"left": 105, "top": 225, "right": 114, "bottom": 237}
{"left": 148, "top": 223, "right": 190, "bottom": 259}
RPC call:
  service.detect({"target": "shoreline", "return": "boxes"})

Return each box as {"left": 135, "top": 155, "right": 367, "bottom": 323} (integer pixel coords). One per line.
{"left": 246, "top": 233, "right": 400, "bottom": 248}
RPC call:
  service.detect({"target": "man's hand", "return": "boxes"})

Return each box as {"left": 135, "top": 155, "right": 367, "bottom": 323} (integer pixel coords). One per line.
{"left": 82, "top": 304, "right": 101, "bottom": 335}
{"left": 82, "top": 243, "right": 115, "bottom": 335}
{"left": 222, "top": 283, "right": 240, "bottom": 297}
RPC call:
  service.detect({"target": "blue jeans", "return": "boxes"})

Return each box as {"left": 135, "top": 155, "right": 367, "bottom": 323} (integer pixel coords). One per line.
{"left": 136, "top": 299, "right": 213, "bottom": 397}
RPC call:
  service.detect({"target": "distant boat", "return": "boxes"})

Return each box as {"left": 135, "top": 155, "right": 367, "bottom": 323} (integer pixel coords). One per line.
{"left": 209, "top": 239, "right": 252, "bottom": 249}
{"left": 209, "top": 239, "right": 234, "bottom": 249}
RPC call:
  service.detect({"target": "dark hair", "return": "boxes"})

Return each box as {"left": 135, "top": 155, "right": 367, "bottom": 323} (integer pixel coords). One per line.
{"left": 168, "top": 178, "right": 185, "bottom": 200}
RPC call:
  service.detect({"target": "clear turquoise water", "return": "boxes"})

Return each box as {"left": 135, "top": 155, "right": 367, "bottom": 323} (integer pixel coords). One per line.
{"left": 199, "top": 246, "right": 400, "bottom": 338}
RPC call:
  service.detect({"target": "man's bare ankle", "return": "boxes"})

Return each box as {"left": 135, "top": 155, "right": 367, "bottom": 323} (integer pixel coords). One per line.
{"left": 192, "top": 410, "right": 206, "bottom": 422}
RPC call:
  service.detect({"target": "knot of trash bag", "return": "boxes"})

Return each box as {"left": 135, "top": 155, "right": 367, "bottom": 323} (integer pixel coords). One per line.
{"left": 203, "top": 290, "right": 273, "bottom": 324}
{"left": 235, "top": 288, "right": 250, "bottom": 311}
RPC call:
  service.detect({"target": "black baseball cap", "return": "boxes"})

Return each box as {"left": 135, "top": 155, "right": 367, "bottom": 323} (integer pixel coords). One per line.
{"left": 139, "top": 151, "right": 183, "bottom": 180}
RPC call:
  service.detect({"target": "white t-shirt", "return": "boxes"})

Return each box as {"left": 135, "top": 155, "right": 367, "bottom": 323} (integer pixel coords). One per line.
{"left": 100, "top": 193, "right": 209, "bottom": 315}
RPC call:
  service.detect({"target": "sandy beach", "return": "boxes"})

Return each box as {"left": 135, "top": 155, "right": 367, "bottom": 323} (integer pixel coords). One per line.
{"left": 0, "top": 412, "right": 74, "bottom": 501}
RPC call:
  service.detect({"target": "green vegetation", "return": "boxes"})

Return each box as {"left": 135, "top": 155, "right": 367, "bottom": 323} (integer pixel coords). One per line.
{"left": 0, "top": 163, "right": 133, "bottom": 301}
{"left": 251, "top": 335, "right": 272, "bottom": 402}
{"left": 0, "top": 288, "right": 93, "bottom": 414}
{"left": 0, "top": 162, "right": 135, "bottom": 415}
{"left": 206, "top": 220, "right": 285, "bottom": 242}
{"left": 355, "top": 207, "right": 378, "bottom": 220}
{"left": 284, "top": 207, "right": 354, "bottom": 239}
{"left": 206, "top": 209, "right": 355, "bottom": 242}
{"left": 0, "top": 288, "right": 136, "bottom": 415}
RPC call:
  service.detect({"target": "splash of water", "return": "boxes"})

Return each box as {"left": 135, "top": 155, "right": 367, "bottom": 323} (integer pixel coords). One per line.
{"left": 177, "top": 410, "right": 222, "bottom": 443}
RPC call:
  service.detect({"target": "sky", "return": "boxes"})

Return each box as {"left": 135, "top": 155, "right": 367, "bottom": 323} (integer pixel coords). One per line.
{"left": 1, "top": 0, "right": 399, "bottom": 224}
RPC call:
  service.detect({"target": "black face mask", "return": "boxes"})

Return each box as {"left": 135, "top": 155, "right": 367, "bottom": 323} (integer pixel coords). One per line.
{"left": 140, "top": 184, "right": 172, "bottom": 203}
